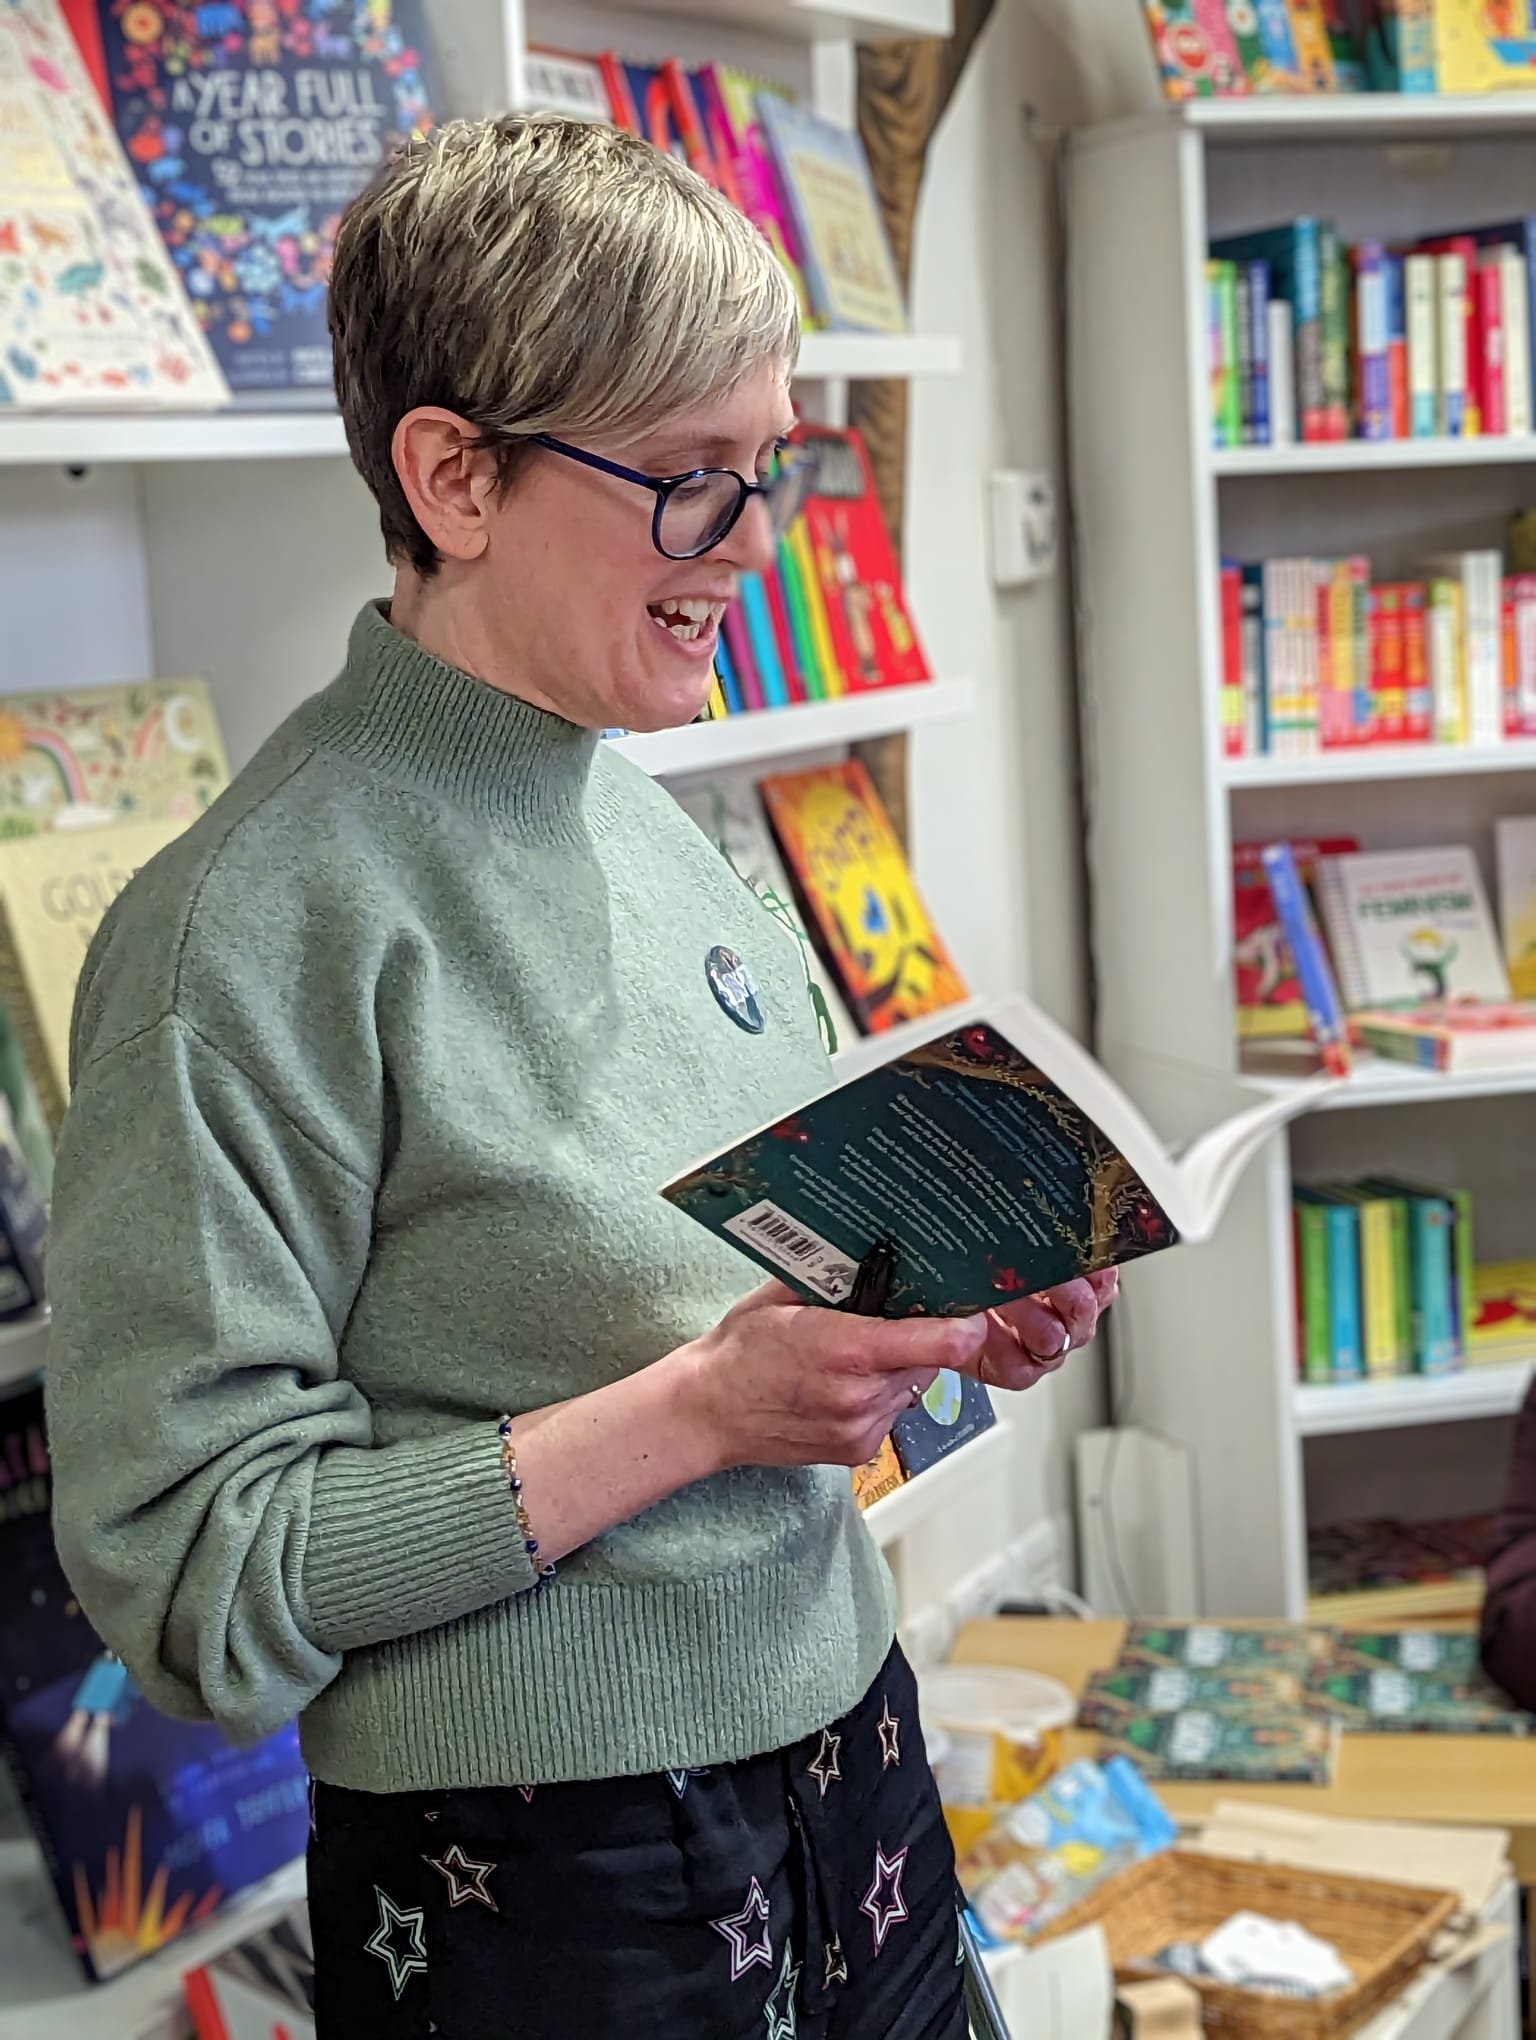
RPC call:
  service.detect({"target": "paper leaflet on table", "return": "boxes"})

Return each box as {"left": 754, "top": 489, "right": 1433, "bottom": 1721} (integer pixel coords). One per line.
{"left": 662, "top": 991, "right": 1336, "bottom": 1316}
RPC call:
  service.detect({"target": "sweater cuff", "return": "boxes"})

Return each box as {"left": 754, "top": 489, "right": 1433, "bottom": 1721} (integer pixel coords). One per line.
{"left": 301, "top": 1423, "right": 537, "bottom": 1654}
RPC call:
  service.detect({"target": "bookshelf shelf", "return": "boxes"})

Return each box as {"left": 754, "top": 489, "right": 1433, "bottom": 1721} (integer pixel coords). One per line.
{"left": 1212, "top": 437, "right": 1536, "bottom": 478}
{"left": 596, "top": 0, "right": 953, "bottom": 38}
{"left": 1256, "top": 1057, "right": 1536, "bottom": 1111}
{"left": 1182, "top": 91, "right": 1536, "bottom": 144}
{"left": 1225, "top": 740, "right": 1536, "bottom": 788}
{"left": 862, "top": 1416, "right": 1010, "bottom": 1548}
{"left": 0, "top": 343, "right": 961, "bottom": 470}
{"left": 609, "top": 676, "right": 975, "bottom": 777}
{"left": 1294, "top": 1362, "right": 1533, "bottom": 1437}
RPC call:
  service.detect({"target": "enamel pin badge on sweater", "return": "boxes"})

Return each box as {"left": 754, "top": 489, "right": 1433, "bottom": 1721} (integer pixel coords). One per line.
{"left": 706, "top": 947, "right": 765, "bottom": 1034}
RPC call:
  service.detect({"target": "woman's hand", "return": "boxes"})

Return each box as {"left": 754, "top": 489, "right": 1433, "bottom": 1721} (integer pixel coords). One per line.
{"left": 969, "top": 1267, "right": 1119, "bottom": 1393}
{"left": 680, "top": 1280, "right": 992, "bottom": 1472}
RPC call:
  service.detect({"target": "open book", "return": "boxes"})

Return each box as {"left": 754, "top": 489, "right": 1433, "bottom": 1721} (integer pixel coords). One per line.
{"left": 663, "top": 996, "right": 1334, "bottom": 1314}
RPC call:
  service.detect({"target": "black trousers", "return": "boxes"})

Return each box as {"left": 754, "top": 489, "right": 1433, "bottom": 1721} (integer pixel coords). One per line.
{"left": 308, "top": 1642, "right": 968, "bottom": 2039}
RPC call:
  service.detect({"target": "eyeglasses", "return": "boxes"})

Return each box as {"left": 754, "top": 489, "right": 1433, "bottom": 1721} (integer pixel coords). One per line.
{"left": 528, "top": 433, "right": 820, "bottom": 561}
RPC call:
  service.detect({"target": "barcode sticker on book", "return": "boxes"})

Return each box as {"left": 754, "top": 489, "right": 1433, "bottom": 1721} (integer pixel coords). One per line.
{"left": 723, "top": 1200, "right": 859, "bottom": 1304}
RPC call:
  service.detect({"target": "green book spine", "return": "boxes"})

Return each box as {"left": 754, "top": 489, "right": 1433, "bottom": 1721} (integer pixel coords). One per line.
{"left": 1448, "top": 1185, "right": 1474, "bottom": 1362}
{"left": 1295, "top": 1201, "right": 1332, "bottom": 1385}
{"left": 1219, "top": 264, "right": 1243, "bottom": 450}
{"left": 776, "top": 536, "right": 824, "bottom": 702}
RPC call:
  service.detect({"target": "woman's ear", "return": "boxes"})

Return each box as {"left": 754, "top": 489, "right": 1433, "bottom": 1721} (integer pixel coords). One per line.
{"left": 391, "top": 409, "right": 500, "bottom": 563}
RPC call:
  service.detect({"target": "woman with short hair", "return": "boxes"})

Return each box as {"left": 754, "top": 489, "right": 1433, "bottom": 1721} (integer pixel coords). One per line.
{"left": 45, "top": 114, "right": 1112, "bottom": 2037}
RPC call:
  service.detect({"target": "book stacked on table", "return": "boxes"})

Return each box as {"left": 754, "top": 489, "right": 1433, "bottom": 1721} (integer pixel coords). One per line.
{"left": 1078, "top": 1617, "right": 1531, "bottom": 1785}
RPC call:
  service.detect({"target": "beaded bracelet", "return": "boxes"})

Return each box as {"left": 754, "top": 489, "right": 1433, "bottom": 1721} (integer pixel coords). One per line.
{"left": 499, "top": 1415, "right": 557, "bottom": 1590}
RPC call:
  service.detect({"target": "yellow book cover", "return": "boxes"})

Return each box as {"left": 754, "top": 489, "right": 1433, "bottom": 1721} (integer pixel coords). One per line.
{"left": 0, "top": 816, "right": 187, "bottom": 1128}
{"left": 760, "top": 760, "right": 968, "bottom": 1034}
{"left": 0, "top": 679, "right": 227, "bottom": 838}
{"left": 1286, "top": 0, "right": 1341, "bottom": 88}
{"left": 852, "top": 1437, "right": 905, "bottom": 1511}
{"left": 1428, "top": 580, "right": 1467, "bottom": 744}
{"left": 1432, "top": 0, "right": 1536, "bottom": 91}
{"left": 1344, "top": 1189, "right": 1402, "bottom": 1378}
{"left": 1496, "top": 817, "right": 1536, "bottom": 998}
{"left": 1470, "top": 1258, "right": 1536, "bottom": 1355}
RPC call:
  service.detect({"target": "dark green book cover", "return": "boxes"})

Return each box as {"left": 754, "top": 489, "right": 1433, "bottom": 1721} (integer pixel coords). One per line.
{"left": 1078, "top": 1665, "right": 1303, "bottom": 1731}
{"left": 1098, "top": 1706, "right": 1336, "bottom": 1785}
{"left": 1119, "top": 1623, "right": 1314, "bottom": 1678}
{"left": 1308, "top": 1669, "right": 1533, "bottom": 1736}
{"left": 663, "top": 1006, "right": 1184, "bottom": 1316}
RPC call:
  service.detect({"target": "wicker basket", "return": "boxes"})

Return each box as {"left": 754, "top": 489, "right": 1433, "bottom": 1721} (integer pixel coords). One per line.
{"left": 1032, "top": 1850, "right": 1457, "bottom": 2038}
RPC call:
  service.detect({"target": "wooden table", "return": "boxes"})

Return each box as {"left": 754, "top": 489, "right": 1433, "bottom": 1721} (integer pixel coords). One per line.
{"left": 951, "top": 1619, "right": 1536, "bottom": 1886}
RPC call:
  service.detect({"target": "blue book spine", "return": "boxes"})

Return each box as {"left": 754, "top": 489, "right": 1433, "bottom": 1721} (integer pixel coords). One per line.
{"left": 1247, "top": 261, "right": 1271, "bottom": 446}
{"left": 1355, "top": 243, "right": 1390, "bottom": 440}
{"left": 1411, "top": 1197, "right": 1456, "bottom": 1376}
{"left": 1259, "top": 843, "right": 1351, "bottom": 1076}
{"left": 1255, "top": 0, "right": 1302, "bottom": 76}
{"left": 737, "top": 574, "right": 789, "bottom": 709}
{"left": 1323, "top": 1202, "right": 1363, "bottom": 1381}
{"left": 713, "top": 633, "right": 744, "bottom": 715}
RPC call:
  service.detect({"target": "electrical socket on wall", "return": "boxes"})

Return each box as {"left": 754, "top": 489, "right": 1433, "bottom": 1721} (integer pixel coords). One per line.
{"left": 989, "top": 469, "right": 1058, "bottom": 588}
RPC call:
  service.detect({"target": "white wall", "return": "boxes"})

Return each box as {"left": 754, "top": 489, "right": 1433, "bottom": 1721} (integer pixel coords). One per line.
{"left": 900, "top": 3, "right": 1148, "bottom": 1565}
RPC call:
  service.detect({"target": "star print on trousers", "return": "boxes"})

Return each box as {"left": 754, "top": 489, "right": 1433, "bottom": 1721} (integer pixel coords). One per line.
{"left": 859, "top": 1842, "right": 910, "bottom": 1955}
{"left": 807, "top": 1728, "right": 841, "bottom": 1797}
{"left": 665, "top": 1767, "right": 709, "bottom": 1798}
{"left": 824, "top": 1935, "right": 849, "bottom": 1989}
{"left": 364, "top": 1888, "right": 428, "bottom": 2001}
{"left": 876, "top": 1698, "right": 901, "bottom": 1769}
{"left": 424, "top": 1844, "right": 499, "bottom": 1911}
{"left": 710, "top": 1875, "right": 773, "bottom": 1981}
{"left": 763, "top": 1942, "right": 801, "bottom": 2039}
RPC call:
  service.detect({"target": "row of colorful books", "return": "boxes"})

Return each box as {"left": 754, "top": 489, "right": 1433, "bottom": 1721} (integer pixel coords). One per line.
{"left": 1236, "top": 830, "right": 1536, "bottom": 1072}
{"left": 1292, "top": 1176, "right": 1474, "bottom": 1382}
{"left": 1218, "top": 541, "right": 1536, "bottom": 758}
{"left": 523, "top": 47, "right": 905, "bottom": 338}
{"left": 1207, "top": 220, "right": 1535, "bottom": 451}
{"left": 1145, "top": 0, "right": 1536, "bottom": 99}
{"left": 711, "top": 426, "right": 929, "bottom": 711}
{"left": 1081, "top": 1623, "right": 1526, "bottom": 1794}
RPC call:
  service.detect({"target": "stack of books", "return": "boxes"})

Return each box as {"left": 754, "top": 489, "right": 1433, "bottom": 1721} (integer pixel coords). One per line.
{"left": 1234, "top": 829, "right": 1536, "bottom": 1077}
{"left": 1143, "top": 0, "right": 1536, "bottom": 99}
{"left": 1309, "top": 1512, "right": 1498, "bottom": 1619}
{"left": 1207, "top": 220, "right": 1534, "bottom": 454}
{"left": 1292, "top": 1175, "right": 1473, "bottom": 1383}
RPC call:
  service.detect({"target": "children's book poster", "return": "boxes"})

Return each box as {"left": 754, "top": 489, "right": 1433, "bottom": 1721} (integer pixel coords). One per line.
{"left": 94, "top": 1, "right": 436, "bottom": 393}
{"left": 0, "top": 1380, "right": 309, "bottom": 1983}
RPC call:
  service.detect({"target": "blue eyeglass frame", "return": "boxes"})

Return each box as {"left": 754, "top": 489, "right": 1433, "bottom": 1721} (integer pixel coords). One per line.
{"left": 528, "top": 432, "right": 815, "bottom": 561}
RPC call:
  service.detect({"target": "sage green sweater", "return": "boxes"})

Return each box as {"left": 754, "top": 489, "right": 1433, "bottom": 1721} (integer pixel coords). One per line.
{"left": 45, "top": 602, "right": 895, "bottom": 1791}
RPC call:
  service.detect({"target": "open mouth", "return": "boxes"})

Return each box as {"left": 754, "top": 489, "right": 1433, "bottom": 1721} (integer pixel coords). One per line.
{"left": 647, "top": 596, "right": 727, "bottom": 646}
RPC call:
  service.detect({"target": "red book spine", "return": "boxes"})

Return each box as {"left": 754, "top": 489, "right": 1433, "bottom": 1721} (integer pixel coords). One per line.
{"left": 598, "top": 52, "right": 639, "bottom": 131}
{"left": 1515, "top": 575, "right": 1536, "bottom": 736}
{"left": 1220, "top": 562, "right": 1243, "bottom": 756}
{"left": 1401, "top": 585, "right": 1430, "bottom": 742}
{"left": 59, "top": 0, "right": 110, "bottom": 104}
{"left": 1479, "top": 255, "right": 1507, "bottom": 437}
{"left": 661, "top": 60, "right": 718, "bottom": 186}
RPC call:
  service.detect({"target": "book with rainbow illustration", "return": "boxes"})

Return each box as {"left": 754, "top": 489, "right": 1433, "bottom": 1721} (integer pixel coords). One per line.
{"left": 0, "top": 1376, "right": 309, "bottom": 1984}
{"left": 0, "top": 677, "right": 227, "bottom": 835}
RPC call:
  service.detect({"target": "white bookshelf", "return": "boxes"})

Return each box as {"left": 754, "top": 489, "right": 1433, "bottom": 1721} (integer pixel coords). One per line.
{"left": 1294, "top": 1361, "right": 1534, "bottom": 1437}
{"left": 612, "top": 676, "right": 974, "bottom": 776}
{"left": 1069, "top": 95, "right": 1536, "bottom": 1617}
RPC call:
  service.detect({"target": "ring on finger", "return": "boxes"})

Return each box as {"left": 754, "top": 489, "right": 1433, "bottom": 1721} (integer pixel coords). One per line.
{"left": 909, "top": 1380, "right": 925, "bottom": 1405}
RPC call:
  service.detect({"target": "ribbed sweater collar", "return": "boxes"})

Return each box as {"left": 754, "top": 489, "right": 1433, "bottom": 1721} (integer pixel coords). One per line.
{"left": 304, "top": 603, "right": 602, "bottom": 841}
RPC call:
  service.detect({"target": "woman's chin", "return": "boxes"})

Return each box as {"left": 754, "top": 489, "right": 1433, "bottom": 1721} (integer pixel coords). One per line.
{"left": 613, "top": 665, "right": 721, "bottom": 735}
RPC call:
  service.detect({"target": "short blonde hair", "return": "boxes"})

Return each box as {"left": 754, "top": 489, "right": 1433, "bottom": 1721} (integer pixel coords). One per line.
{"left": 329, "top": 113, "right": 800, "bottom": 573}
